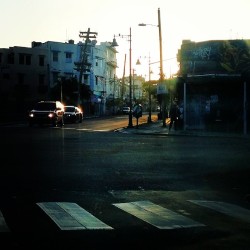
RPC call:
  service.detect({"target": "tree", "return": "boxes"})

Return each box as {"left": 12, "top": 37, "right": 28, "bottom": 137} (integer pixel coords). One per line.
{"left": 50, "top": 77, "right": 92, "bottom": 105}
{"left": 142, "top": 80, "right": 158, "bottom": 98}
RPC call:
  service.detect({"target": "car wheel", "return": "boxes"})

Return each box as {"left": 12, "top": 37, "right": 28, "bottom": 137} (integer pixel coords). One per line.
{"left": 60, "top": 118, "right": 64, "bottom": 127}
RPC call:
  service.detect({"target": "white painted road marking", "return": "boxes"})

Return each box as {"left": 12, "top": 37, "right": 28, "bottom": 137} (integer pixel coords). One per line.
{"left": 188, "top": 200, "right": 250, "bottom": 223}
{"left": 37, "top": 202, "right": 113, "bottom": 230}
{"left": 0, "top": 210, "right": 10, "bottom": 232}
{"left": 77, "top": 128, "right": 111, "bottom": 132}
{"left": 113, "top": 200, "right": 205, "bottom": 229}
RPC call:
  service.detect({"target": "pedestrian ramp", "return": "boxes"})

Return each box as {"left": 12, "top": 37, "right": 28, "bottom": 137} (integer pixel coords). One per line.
{"left": 0, "top": 210, "right": 9, "bottom": 232}
{"left": 188, "top": 200, "right": 250, "bottom": 223}
{"left": 113, "top": 200, "right": 205, "bottom": 229}
{"left": 37, "top": 202, "right": 113, "bottom": 230}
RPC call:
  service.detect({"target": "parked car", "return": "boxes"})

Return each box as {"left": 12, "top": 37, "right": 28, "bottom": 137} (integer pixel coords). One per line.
{"left": 122, "top": 106, "right": 130, "bottom": 115}
{"left": 28, "top": 101, "right": 65, "bottom": 127}
{"left": 63, "top": 106, "right": 83, "bottom": 123}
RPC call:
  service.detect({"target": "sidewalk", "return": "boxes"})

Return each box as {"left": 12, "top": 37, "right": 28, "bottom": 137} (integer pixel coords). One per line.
{"left": 117, "top": 119, "right": 249, "bottom": 138}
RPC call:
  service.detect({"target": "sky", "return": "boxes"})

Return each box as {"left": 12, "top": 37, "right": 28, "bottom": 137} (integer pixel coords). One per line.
{"left": 1, "top": 0, "right": 250, "bottom": 80}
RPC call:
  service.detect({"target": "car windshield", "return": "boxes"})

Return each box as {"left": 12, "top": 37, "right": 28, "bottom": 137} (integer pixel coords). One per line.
{"left": 65, "top": 107, "right": 75, "bottom": 112}
{"left": 34, "top": 103, "right": 56, "bottom": 111}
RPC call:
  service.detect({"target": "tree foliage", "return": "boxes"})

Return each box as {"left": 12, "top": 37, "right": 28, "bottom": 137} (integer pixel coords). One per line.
{"left": 142, "top": 80, "right": 158, "bottom": 98}
{"left": 50, "top": 77, "right": 92, "bottom": 105}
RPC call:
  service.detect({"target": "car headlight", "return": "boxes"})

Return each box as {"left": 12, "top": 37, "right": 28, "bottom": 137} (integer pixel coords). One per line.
{"left": 29, "top": 113, "right": 34, "bottom": 118}
{"left": 48, "top": 113, "right": 55, "bottom": 118}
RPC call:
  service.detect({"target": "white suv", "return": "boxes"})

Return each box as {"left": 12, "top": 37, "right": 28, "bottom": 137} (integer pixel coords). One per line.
{"left": 28, "top": 101, "right": 65, "bottom": 127}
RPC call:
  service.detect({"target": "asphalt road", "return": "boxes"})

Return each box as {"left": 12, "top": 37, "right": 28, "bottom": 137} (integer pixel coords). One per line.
{"left": 0, "top": 115, "right": 250, "bottom": 249}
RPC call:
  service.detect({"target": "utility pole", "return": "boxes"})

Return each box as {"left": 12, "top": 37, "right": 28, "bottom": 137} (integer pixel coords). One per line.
{"left": 129, "top": 27, "right": 133, "bottom": 128}
{"left": 158, "top": 8, "right": 166, "bottom": 127}
{"left": 111, "top": 27, "right": 133, "bottom": 128}
{"left": 138, "top": 9, "right": 166, "bottom": 126}
{"left": 113, "top": 74, "right": 116, "bottom": 114}
{"left": 148, "top": 53, "right": 152, "bottom": 123}
{"left": 76, "top": 28, "right": 98, "bottom": 106}
{"left": 121, "top": 54, "right": 126, "bottom": 100}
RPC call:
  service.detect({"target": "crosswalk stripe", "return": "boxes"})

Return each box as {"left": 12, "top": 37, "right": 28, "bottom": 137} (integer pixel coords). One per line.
{"left": 188, "top": 200, "right": 250, "bottom": 223}
{"left": 37, "top": 202, "right": 113, "bottom": 230}
{"left": 113, "top": 200, "right": 205, "bottom": 229}
{"left": 0, "top": 210, "right": 10, "bottom": 232}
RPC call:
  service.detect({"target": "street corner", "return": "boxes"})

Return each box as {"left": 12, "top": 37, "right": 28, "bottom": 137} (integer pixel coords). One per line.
{"left": 114, "top": 126, "right": 136, "bottom": 134}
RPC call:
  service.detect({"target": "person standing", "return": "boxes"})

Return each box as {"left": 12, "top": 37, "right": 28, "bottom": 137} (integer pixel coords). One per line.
{"left": 169, "top": 101, "right": 180, "bottom": 131}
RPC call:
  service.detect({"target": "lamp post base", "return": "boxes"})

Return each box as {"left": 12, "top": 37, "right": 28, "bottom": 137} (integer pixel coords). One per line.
{"left": 128, "top": 113, "right": 133, "bottom": 128}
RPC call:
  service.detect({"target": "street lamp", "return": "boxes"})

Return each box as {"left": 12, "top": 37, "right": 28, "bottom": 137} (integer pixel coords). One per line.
{"left": 136, "top": 53, "right": 153, "bottom": 123}
{"left": 112, "top": 27, "right": 133, "bottom": 128}
{"left": 139, "top": 8, "right": 166, "bottom": 127}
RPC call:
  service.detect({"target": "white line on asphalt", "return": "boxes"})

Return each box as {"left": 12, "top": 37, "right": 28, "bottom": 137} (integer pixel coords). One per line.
{"left": 76, "top": 128, "right": 110, "bottom": 132}
{"left": 113, "top": 200, "right": 205, "bottom": 229}
{"left": 37, "top": 202, "right": 113, "bottom": 230}
{"left": 188, "top": 200, "right": 250, "bottom": 223}
{"left": 92, "top": 129, "right": 111, "bottom": 132}
{"left": 0, "top": 210, "right": 10, "bottom": 232}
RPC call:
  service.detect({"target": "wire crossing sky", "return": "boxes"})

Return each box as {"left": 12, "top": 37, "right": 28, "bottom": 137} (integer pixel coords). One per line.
{"left": 1, "top": 0, "right": 250, "bottom": 79}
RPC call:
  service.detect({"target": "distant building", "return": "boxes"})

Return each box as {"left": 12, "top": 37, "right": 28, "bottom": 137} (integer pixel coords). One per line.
{"left": 0, "top": 37, "right": 146, "bottom": 116}
{"left": 93, "top": 42, "right": 118, "bottom": 115}
{"left": 35, "top": 40, "right": 79, "bottom": 90}
{"left": 0, "top": 44, "right": 49, "bottom": 108}
{"left": 0, "top": 39, "right": 119, "bottom": 115}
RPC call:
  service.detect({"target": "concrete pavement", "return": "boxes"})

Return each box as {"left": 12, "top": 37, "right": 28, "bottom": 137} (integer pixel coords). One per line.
{"left": 117, "top": 118, "right": 249, "bottom": 138}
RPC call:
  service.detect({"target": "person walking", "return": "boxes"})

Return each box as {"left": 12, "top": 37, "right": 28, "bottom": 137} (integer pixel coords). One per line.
{"left": 169, "top": 101, "right": 180, "bottom": 131}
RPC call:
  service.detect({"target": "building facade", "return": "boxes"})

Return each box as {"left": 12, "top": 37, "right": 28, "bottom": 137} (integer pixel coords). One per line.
{"left": 0, "top": 44, "right": 49, "bottom": 110}
{"left": 0, "top": 39, "right": 119, "bottom": 116}
{"left": 176, "top": 39, "right": 250, "bottom": 133}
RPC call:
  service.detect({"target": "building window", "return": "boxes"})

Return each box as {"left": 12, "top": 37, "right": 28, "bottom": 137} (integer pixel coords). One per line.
{"left": 19, "top": 54, "right": 31, "bottom": 65}
{"left": 19, "top": 54, "right": 24, "bottom": 64}
{"left": 39, "top": 55, "right": 45, "bottom": 66}
{"left": 53, "top": 51, "right": 59, "bottom": 62}
{"left": 7, "top": 53, "right": 14, "bottom": 64}
{"left": 65, "top": 52, "right": 72, "bottom": 63}
{"left": 26, "top": 55, "right": 31, "bottom": 65}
